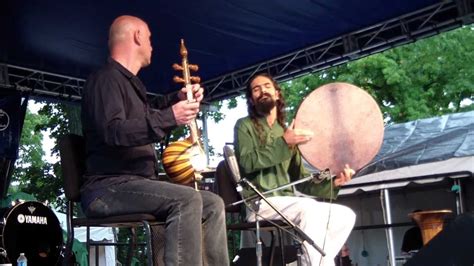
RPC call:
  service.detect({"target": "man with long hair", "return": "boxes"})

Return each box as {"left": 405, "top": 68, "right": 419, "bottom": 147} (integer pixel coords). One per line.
{"left": 234, "top": 73, "right": 356, "bottom": 265}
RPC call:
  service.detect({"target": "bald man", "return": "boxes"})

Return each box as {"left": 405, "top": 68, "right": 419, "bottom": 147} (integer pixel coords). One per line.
{"left": 81, "top": 15, "right": 229, "bottom": 266}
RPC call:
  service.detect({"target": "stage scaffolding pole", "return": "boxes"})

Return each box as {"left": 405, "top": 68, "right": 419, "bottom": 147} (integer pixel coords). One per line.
{"left": 382, "top": 188, "right": 396, "bottom": 266}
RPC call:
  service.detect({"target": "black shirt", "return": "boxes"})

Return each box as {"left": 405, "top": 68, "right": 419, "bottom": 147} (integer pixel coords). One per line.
{"left": 401, "top": 226, "right": 423, "bottom": 253}
{"left": 335, "top": 256, "right": 352, "bottom": 266}
{"left": 81, "top": 59, "right": 179, "bottom": 191}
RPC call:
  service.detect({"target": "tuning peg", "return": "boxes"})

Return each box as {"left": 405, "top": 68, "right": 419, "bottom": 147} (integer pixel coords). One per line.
{"left": 190, "top": 76, "right": 201, "bottom": 83}
{"left": 172, "top": 63, "right": 183, "bottom": 71}
{"left": 179, "top": 39, "right": 188, "bottom": 57}
{"left": 188, "top": 64, "right": 199, "bottom": 72}
{"left": 173, "top": 76, "right": 185, "bottom": 84}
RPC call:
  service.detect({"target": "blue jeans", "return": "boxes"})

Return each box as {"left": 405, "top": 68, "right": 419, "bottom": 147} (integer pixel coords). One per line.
{"left": 82, "top": 178, "right": 229, "bottom": 266}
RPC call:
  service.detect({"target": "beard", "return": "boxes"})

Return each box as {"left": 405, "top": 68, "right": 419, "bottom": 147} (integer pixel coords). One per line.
{"left": 254, "top": 95, "right": 276, "bottom": 116}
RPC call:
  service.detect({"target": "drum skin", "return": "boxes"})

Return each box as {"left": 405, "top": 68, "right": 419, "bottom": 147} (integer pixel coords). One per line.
{"left": 294, "top": 82, "right": 384, "bottom": 176}
{"left": 2, "top": 201, "right": 63, "bottom": 265}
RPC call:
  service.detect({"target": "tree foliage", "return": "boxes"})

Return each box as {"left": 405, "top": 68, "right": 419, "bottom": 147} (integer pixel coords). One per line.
{"left": 280, "top": 26, "right": 474, "bottom": 124}
{"left": 12, "top": 109, "right": 57, "bottom": 203}
{"left": 12, "top": 102, "right": 80, "bottom": 211}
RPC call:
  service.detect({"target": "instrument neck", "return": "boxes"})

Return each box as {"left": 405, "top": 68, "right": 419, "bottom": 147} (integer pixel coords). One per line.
{"left": 189, "top": 119, "right": 200, "bottom": 144}
{"left": 184, "top": 79, "right": 200, "bottom": 145}
{"left": 182, "top": 57, "right": 191, "bottom": 85}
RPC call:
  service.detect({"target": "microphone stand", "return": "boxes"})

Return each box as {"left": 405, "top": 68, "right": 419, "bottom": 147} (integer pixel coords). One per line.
{"left": 239, "top": 177, "right": 327, "bottom": 257}
{"left": 253, "top": 199, "right": 263, "bottom": 266}
{"left": 230, "top": 169, "right": 333, "bottom": 207}
{"left": 230, "top": 175, "right": 312, "bottom": 207}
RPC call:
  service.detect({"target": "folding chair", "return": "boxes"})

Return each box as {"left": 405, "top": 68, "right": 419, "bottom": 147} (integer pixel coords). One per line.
{"left": 59, "top": 134, "right": 165, "bottom": 266}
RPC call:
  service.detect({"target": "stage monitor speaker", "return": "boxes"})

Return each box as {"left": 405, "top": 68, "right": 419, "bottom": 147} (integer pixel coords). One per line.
{"left": 405, "top": 212, "right": 474, "bottom": 266}
{"left": 232, "top": 245, "right": 297, "bottom": 266}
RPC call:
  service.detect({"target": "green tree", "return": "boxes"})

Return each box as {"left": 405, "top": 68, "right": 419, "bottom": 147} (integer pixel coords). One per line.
{"left": 12, "top": 109, "right": 47, "bottom": 179}
{"left": 12, "top": 102, "right": 80, "bottom": 211}
{"left": 11, "top": 109, "right": 56, "bottom": 201}
{"left": 280, "top": 26, "right": 474, "bottom": 123}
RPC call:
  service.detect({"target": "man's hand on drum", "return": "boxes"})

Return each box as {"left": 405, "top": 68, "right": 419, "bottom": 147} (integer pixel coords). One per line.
{"left": 334, "top": 164, "right": 355, "bottom": 187}
{"left": 284, "top": 120, "right": 313, "bottom": 146}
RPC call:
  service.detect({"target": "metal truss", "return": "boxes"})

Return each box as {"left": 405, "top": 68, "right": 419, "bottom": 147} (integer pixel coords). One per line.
{"left": 203, "top": 0, "right": 473, "bottom": 102}
{"left": 1, "top": 0, "right": 472, "bottom": 103}
{"left": 0, "top": 64, "right": 163, "bottom": 102}
{"left": 0, "top": 63, "right": 85, "bottom": 102}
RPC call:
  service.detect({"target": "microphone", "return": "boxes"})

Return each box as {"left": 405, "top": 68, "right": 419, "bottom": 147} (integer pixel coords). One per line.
{"left": 223, "top": 146, "right": 242, "bottom": 185}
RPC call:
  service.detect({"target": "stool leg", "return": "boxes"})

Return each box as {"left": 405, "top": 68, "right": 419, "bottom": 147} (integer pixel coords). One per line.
{"left": 269, "top": 231, "right": 276, "bottom": 266}
{"left": 295, "top": 241, "right": 303, "bottom": 266}
{"left": 126, "top": 227, "right": 136, "bottom": 266}
{"left": 142, "top": 221, "right": 154, "bottom": 266}
{"left": 278, "top": 228, "right": 286, "bottom": 266}
{"left": 65, "top": 201, "right": 75, "bottom": 265}
{"left": 87, "top": 226, "right": 91, "bottom": 265}
{"left": 95, "top": 245, "right": 99, "bottom": 266}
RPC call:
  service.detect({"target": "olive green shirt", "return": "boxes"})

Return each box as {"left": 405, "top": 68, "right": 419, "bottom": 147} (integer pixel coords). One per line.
{"left": 234, "top": 116, "right": 339, "bottom": 200}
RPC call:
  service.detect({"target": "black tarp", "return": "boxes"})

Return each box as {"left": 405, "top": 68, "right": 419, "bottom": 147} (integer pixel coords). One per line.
{"left": 340, "top": 111, "right": 473, "bottom": 194}
{"left": 359, "top": 110, "right": 474, "bottom": 176}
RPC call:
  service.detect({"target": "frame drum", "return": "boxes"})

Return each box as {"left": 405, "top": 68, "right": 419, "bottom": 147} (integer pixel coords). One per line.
{"left": 2, "top": 201, "right": 63, "bottom": 265}
{"left": 294, "top": 82, "right": 384, "bottom": 175}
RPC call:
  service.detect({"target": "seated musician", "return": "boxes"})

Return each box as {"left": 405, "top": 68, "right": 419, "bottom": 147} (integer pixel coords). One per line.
{"left": 401, "top": 209, "right": 423, "bottom": 256}
{"left": 233, "top": 73, "right": 356, "bottom": 266}
{"left": 335, "top": 243, "right": 354, "bottom": 266}
{"left": 81, "top": 15, "right": 229, "bottom": 265}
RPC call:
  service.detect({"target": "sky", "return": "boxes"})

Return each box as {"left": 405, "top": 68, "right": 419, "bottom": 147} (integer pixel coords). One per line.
{"left": 28, "top": 102, "right": 58, "bottom": 164}
{"left": 206, "top": 97, "right": 247, "bottom": 167}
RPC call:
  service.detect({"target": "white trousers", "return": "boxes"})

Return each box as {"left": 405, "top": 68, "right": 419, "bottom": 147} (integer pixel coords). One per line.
{"left": 246, "top": 196, "right": 355, "bottom": 266}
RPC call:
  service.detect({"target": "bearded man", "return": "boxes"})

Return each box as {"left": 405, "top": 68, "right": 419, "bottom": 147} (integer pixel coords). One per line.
{"left": 233, "top": 73, "right": 356, "bottom": 266}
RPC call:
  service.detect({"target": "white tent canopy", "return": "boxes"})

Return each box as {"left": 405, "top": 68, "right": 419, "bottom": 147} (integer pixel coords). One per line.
{"left": 340, "top": 156, "right": 473, "bottom": 195}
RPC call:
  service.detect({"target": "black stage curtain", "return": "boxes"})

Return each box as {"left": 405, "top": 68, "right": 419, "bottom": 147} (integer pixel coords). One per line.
{"left": 0, "top": 90, "right": 28, "bottom": 197}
